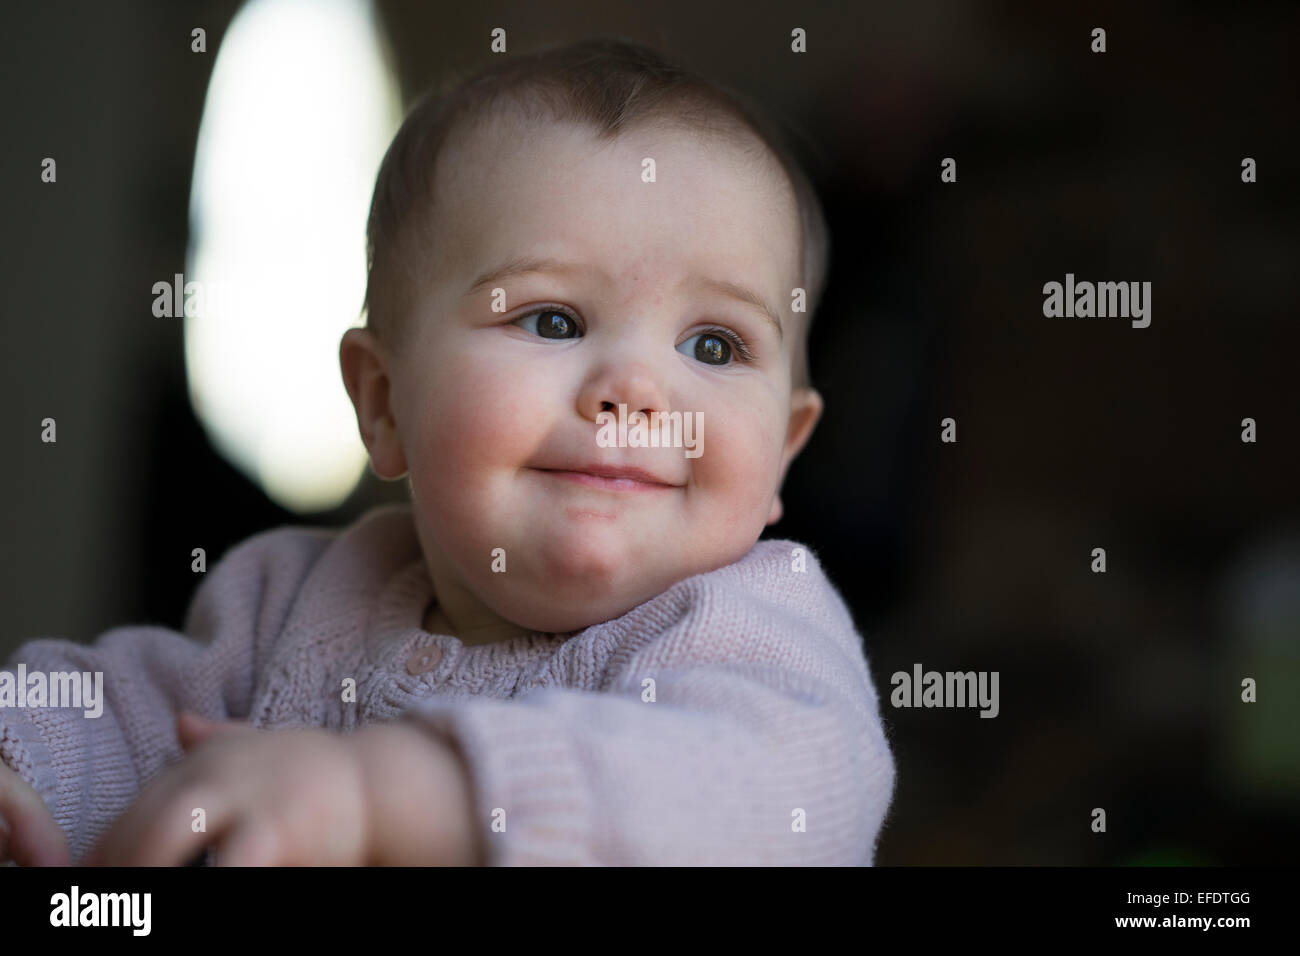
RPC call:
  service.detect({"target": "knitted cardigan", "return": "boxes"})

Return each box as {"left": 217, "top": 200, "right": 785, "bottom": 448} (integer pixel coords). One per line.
{"left": 1, "top": 503, "right": 895, "bottom": 865}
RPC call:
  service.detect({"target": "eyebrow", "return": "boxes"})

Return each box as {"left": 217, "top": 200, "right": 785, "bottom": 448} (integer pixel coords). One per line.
{"left": 463, "top": 255, "right": 784, "bottom": 342}
{"left": 686, "top": 275, "right": 784, "bottom": 342}
{"left": 463, "top": 255, "right": 585, "bottom": 298}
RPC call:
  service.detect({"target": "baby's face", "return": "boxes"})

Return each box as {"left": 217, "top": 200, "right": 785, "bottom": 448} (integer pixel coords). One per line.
{"left": 352, "top": 114, "right": 822, "bottom": 636}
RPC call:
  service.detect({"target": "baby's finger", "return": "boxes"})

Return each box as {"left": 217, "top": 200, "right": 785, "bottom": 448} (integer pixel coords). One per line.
{"left": 176, "top": 711, "right": 248, "bottom": 751}
{"left": 0, "top": 771, "right": 70, "bottom": 866}
{"left": 214, "top": 815, "right": 281, "bottom": 867}
{"left": 6, "top": 814, "right": 71, "bottom": 867}
{"left": 89, "top": 782, "right": 227, "bottom": 866}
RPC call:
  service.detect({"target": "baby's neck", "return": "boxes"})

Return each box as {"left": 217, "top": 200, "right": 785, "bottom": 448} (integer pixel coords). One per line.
{"left": 422, "top": 601, "right": 533, "bottom": 647}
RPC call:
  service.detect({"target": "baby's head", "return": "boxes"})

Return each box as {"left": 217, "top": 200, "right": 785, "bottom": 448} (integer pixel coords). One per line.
{"left": 341, "top": 39, "right": 830, "bottom": 640}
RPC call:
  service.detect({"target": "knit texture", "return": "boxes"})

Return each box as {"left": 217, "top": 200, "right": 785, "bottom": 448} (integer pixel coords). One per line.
{"left": 1, "top": 503, "right": 896, "bottom": 865}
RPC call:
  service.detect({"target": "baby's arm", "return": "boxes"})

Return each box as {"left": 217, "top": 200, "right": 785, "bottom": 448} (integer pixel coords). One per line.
{"left": 399, "top": 543, "right": 896, "bottom": 865}
{"left": 0, "top": 525, "right": 330, "bottom": 863}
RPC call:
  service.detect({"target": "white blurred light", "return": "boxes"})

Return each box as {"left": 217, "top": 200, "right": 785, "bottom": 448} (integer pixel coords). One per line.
{"left": 186, "top": 0, "right": 401, "bottom": 512}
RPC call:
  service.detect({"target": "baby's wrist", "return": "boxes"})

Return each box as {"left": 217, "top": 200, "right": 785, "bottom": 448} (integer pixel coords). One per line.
{"left": 352, "top": 723, "right": 481, "bottom": 866}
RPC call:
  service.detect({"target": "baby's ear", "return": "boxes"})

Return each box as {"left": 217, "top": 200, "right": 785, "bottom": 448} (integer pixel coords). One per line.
{"left": 766, "top": 386, "right": 823, "bottom": 525}
{"left": 339, "top": 327, "right": 408, "bottom": 480}
{"left": 781, "top": 386, "right": 823, "bottom": 474}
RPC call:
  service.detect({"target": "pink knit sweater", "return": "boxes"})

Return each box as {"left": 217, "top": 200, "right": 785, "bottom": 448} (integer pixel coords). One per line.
{"left": 1, "top": 503, "right": 895, "bottom": 865}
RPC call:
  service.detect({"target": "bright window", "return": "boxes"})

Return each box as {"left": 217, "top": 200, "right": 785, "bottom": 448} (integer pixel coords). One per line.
{"left": 186, "top": 0, "right": 401, "bottom": 511}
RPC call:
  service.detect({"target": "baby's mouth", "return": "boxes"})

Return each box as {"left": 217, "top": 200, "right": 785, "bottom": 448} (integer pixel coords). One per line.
{"left": 530, "top": 463, "right": 682, "bottom": 492}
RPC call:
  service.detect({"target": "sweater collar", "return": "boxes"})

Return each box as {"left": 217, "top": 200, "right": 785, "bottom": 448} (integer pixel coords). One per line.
{"left": 366, "top": 554, "right": 573, "bottom": 670}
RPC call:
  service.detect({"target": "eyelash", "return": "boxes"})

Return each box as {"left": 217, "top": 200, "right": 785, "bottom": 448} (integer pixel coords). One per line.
{"left": 516, "top": 305, "right": 757, "bottom": 364}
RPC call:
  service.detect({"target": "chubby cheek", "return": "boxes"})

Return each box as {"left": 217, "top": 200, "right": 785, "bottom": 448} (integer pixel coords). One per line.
{"left": 403, "top": 346, "right": 545, "bottom": 545}
{"left": 685, "top": 392, "right": 784, "bottom": 546}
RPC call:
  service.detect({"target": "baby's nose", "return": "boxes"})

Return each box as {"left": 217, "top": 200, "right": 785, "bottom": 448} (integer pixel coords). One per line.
{"left": 601, "top": 400, "right": 657, "bottom": 416}
{"left": 578, "top": 363, "right": 671, "bottom": 422}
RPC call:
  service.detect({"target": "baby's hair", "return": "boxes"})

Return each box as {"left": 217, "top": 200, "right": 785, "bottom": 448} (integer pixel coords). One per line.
{"left": 362, "top": 37, "right": 829, "bottom": 390}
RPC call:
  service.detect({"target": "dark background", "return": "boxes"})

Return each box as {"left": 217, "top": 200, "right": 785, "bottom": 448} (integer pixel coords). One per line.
{"left": 3, "top": 0, "right": 1297, "bottom": 864}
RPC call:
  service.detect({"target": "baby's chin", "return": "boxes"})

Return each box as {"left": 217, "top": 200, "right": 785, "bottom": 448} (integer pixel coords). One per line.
{"left": 479, "top": 535, "right": 748, "bottom": 635}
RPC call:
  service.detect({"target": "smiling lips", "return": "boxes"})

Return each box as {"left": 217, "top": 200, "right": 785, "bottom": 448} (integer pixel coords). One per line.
{"left": 533, "top": 463, "right": 681, "bottom": 492}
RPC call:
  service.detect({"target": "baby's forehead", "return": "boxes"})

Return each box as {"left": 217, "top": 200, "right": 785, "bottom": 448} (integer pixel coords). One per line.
{"left": 432, "top": 111, "right": 801, "bottom": 278}
{"left": 441, "top": 106, "right": 795, "bottom": 207}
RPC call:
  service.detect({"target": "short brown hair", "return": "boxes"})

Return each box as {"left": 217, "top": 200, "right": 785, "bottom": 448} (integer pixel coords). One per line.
{"left": 362, "top": 37, "right": 829, "bottom": 388}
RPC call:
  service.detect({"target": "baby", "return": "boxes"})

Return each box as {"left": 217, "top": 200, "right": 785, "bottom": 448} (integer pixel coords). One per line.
{"left": 0, "top": 38, "right": 895, "bottom": 866}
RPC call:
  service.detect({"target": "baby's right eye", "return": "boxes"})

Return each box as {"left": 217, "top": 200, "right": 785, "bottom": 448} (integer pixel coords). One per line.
{"left": 515, "top": 308, "right": 583, "bottom": 340}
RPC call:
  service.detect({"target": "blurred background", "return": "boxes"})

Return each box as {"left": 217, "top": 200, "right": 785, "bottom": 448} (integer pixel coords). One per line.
{"left": 2, "top": 0, "right": 1297, "bottom": 864}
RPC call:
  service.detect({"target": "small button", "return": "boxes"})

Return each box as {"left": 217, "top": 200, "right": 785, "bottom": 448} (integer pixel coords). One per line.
{"left": 406, "top": 645, "right": 443, "bottom": 675}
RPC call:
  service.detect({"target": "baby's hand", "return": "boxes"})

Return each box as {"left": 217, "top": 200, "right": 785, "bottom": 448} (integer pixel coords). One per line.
{"left": 86, "top": 712, "right": 482, "bottom": 866}
{"left": 0, "top": 761, "right": 71, "bottom": 866}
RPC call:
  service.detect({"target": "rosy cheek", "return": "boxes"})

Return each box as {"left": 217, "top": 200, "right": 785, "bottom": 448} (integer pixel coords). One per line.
{"left": 415, "top": 351, "right": 546, "bottom": 475}
{"left": 691, "top": 399, "right": 778, "bottom": 506}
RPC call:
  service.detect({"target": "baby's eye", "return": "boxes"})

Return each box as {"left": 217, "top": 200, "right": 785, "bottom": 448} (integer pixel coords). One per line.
{"left": 515, "top": 308, "right": 582, "bottom": 340}
{"left": 677, "top": 329, "right": 753, "bottom": 366}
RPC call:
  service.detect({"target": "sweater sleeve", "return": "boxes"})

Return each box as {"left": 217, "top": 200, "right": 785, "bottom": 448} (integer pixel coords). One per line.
{"left": 399, "top": 541, "right": 897, "bottom": 866}
{"left": 0, "top": 525, "right": 330, "bottom": 862}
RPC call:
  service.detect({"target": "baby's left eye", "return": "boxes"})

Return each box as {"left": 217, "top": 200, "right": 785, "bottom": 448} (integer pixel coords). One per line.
{"left": 676, "top": 329, "right": 752, "bottom": 366}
